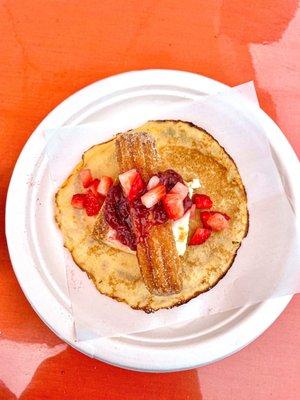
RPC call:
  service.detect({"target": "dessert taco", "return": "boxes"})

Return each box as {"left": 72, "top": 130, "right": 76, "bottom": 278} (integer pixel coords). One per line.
{"left": 55, "top": 120, "right": 248, "bottom": 312}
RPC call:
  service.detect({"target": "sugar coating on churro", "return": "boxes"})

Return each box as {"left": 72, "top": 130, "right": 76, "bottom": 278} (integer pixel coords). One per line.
{"left": 115, "top": 132, "right": 182, "bottom": 295}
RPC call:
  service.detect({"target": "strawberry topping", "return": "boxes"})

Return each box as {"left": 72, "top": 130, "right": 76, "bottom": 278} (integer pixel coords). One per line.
{"left": 170, "top": 182, "right": 189, "bottom": 199}
{"left": 97, "top": 176, "right": 113, "bottom": 196}
{"left": 119, "top": 169, "right": 138, "bottom": 196}
{"left": 152, "top": 202, "right": 168, "bottom": 224}
{"left": 102, "top": 168, "right": 230, "bottom": 248}
{"left": 119, "top": 169, "right": 145, "bottom": 201}
{"left": 183, "top": 195, "right": 193, "bottom": 212}
{"left": 193, "top": 194, "right": 213, "bottom": 209}
{"left": 189, "top": 228, "right": 211, "bottom": 245}
{"left": 206, "top": 213, "right": 229, "bottom": 231}
{"left": 162, "top": 193, "right": 185, "bottom": 220}
{"left": 71, "top": 193, "right": 86, "bottom": 209}
{"left": 128, "top": 173, "right": 145, "bottom": 202}
{"left": 72, "top": 169, "right": 113, "bottom": 217}
{"left": 84, "top": 189, "right": 104, "bottom": 216}
{"left": 79, "top": 169, "right": 93, "bottom": 188}
{"left": 89, "top": 178, "right": 100, "bottom": 197}
{"left": 157, "top": 169, "right": 184, "bottom": 191}
{"left": 141, "top": 184, "right": 166, "bottom": 208}
{"left": 104, "top": 184, "right": 137, "bottom": 250}
{"left": 147, "top": 176, "right": 160, "bottom": 190}
{"left": 73, "top": 165, "right": 230, "bottom": 250}
{"left": 201, "top": 211, "right": 230, "bottom": 231}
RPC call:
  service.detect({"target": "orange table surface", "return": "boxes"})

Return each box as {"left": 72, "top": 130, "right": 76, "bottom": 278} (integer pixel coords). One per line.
{"left": 0, "top": 1, "right": 299, "bottom": 399}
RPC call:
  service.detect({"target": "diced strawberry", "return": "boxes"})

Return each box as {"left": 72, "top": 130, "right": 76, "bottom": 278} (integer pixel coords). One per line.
{"left": 141, "top": 184, "right": 166, "bottom": 208}
{"left": 97, "top": 176, "right": 113, "bottom": 196}
{"left": 147, "top": 175, "right": 160, "bottom": 190}
{"left": 207, "top": 213, "right": 229, "bottom": 231}
{"left": 71, "top": 193, "right": 86, "bottom": 209}
{"left": 162, "top": 193, "right": 184, "bottom": 220}
{"left": 201, "top": 211, "right": 211, "bottom": 228}
{"left": 193, "top": 194, "right": 213, "bottom": 209}
{"left": 89, "top": 178, "right": 100, "bottom": 196}
{"left": 201, "top": 211, "right": 230, "bottom": 231}
{"left": 190, "top": 204, "right": 196, "bottom": 218}
{"left": 119, "top": 169, "right": 145, "bottom": 201}
{"left": 128, "top": 173, "right": 145, "bottom": 202}
{"left": 189, "top": 228, "right": 211, "bottom": 245}
{"left": 170, "top": 182, "right": 189, "bottom": 199}
{"left": 119, "top": 169, "right": 138, "bottom": 196}
{"left": 79, "top": 169, "right": 93, "bottom": 188}
{"left": 83, "top": 189, "right": 104, "bottom": 216}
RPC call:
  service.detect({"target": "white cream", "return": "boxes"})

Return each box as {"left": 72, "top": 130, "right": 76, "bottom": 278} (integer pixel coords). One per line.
{"left": 172, "top": 178, "right": 201, "bottom": 256}
{"left": 186, "top": 178, "right": 201, "bottom": 198}
{"left": 190, "top": 178, "right": 201, "bottom": 189}
{"left": 172, "top": 210, "right": 191, "bottom": 256}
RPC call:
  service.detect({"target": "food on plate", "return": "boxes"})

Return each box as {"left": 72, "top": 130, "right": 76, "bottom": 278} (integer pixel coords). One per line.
{"left": 55, "top": 120, "right": 248, "bottom": 312}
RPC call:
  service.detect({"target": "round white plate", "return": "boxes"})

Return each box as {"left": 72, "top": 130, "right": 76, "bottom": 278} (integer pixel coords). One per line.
{"left": 6, "top": 70, "right": 300, "bottom": 372}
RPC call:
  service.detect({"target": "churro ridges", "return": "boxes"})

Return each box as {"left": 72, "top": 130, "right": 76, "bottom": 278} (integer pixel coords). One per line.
{"left": 115, "top": 131, "right": 182, "bottom": 296}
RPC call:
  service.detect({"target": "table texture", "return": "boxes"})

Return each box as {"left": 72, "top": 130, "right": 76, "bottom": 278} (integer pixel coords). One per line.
{"left": 0, "top": 1, "right": 299, "bottom": 399}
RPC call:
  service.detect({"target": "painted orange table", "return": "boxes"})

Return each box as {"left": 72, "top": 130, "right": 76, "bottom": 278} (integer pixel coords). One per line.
{"left": 0, "top": 1, "right": 299, "bottom": 399}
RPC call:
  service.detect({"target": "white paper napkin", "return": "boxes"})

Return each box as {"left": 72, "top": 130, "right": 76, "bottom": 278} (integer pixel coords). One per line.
{"left": 45, "top": 82, "right": 300, "bottom": 340}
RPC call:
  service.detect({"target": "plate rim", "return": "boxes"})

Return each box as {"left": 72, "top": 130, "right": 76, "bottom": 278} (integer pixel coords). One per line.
{"left": 5, "top": 69, "right": 299, "bottom": 372}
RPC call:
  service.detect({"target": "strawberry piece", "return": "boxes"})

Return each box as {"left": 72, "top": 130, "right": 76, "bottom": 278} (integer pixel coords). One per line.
{"left": 128, "top": 173, "right": 145, "bottom": 202}
{"left": 147, "top": 175, "right": 160, "bottom": 190}
{"left": 119, "top": 169, "right": 145, "bottom": 201}
{"left": 79, "top": 169, "right": 93, "bottom": 188}
{"left": 207, "top": 213, "right": 229, "bottom": 231}
{"left": 162, "top": 193, "right": 184, "bottom": 220}
{"left": 83, "top": 189, "right": 103, "bottom": 216}
{"left": 170, "top": 182, "right": 189, "bottom": 199}
{"left": 193, "top": 194, "right": 213, "bottom": 209}
{"left": 119, "top": 169, "right": 138, "bottom": 196}
{"left": 141, "top": 184, "right": 166, "bottom": 208}
{"left": 71, "top": 193, "right": 86, "bottom": 209}
{"left": 201, "top": 211, "right": 230, "bottom": 231}
{"left": 97, "top": 176, "right": 113, "bottom": 196}
{"left": 189, "top": 228, "right": 211, "bottom": 245}
{"left": 201, "top": 211, "right": 211, "bottom": 228}
{"left": 89, "top": 178, "right": 100, "bottom": 196}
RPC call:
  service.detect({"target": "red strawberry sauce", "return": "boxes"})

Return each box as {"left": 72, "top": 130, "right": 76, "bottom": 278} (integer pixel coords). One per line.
{"left": 104, "top": 169, "right": 191, "bottom": 250}
{"left": 104, "top": 184, "right": 137, "bottom": 251}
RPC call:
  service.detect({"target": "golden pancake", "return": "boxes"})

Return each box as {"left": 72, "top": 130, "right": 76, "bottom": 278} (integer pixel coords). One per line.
{"left": 55, "top": 120, "right": 248, "bottom": 312}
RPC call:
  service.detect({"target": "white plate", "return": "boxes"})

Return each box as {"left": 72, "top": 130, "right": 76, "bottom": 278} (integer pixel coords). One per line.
{"left": 5, "top": 70, "right": 300, "bottom": 372}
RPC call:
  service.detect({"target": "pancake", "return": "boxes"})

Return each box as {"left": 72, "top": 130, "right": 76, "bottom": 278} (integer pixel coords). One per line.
{"left": 55, "top": 120, "right": 248, "bottom": 312}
